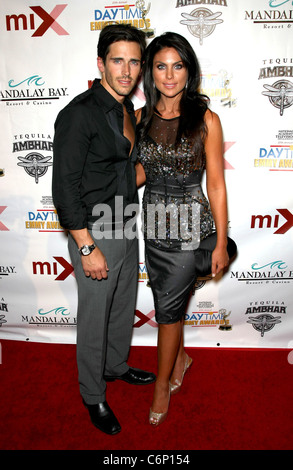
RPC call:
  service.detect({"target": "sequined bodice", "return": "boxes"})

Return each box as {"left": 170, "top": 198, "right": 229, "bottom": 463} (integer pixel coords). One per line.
{"left": 138, "top": 114, "right": 214, "bottom": 250}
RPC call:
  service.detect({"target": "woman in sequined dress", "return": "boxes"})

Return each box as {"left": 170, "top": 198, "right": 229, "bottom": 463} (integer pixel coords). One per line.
{"left": 135, "top": 32, "right": 235, "bottom": 426}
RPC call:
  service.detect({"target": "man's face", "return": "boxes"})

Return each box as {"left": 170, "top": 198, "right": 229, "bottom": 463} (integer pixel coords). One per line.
{"left": 98, "top": 40, "right": 142, "bottom": 102}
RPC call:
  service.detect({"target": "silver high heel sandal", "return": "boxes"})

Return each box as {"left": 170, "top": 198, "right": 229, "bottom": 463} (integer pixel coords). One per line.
{"left": 149, "top": 388, "right": 170, "bottom": 426}
{"left": 170, "top": 355, "right": 193, "bottom": 395}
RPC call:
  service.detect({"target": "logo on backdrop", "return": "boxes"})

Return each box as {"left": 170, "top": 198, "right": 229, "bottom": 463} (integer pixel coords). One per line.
{"left": 22, "top": 307, "right": 77, "bottom": 328}
{"left": 250, "top": 209, "right": 293, "bottom": 234}
{"left": 262, "top": 80, "right": 293, "bottom": 116}
{"left": 1, "top": 75, "right": 68, "bottom": 107}
{"left": 0, "top": 266, "right": 16, "bottom": 279}
{"left": 185, "top": 302, "right": 233, "bottom": 329}
{"left": 231, "top": 259, "right": 293, "bottom": 284}
{"left": 5, "top": 4, "right": 69, "bottom": 37}
{"left": 134, "top": 309, "right": 157, "bottom": 328}
{"left": 254, "top": 144, "right": 293, "bottom": 171}
{"left": 259, "top": 58, "right": 293, "bottom": 116}
{"left": 90, "top": 2, "right": 154, "bottom": 33}
{"left": 0, "top": 298, "right": 8, "bottom": 328}
{"left": 32, "top": 257, "right": 74, "bottom": 281}
{"left": 244, "top": 2, "right": 293, "bottom": 29}
{"left": 138, "top": 263, "right": 149, "bottom": 284}
{"left": 12, "top": 133, "right": 53, "bottom": 184}
{"left": 245, "top": 300, "right": 286, "bottom": 337}
{"left": 201, "top": 69, "right": 237, "bottom": 109}
{"left": 176, "top": 1, "right": 228, "bottom": 45}
{"left": 25, "top": 210, "right": 63, "bottom": 232}
{"left": 0, "top": 206, "right": 9, "bottom": 231}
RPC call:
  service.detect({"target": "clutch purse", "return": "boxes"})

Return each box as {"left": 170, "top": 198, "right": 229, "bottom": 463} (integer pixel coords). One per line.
{"left": 194, "top": 232, "right": 237, "bottom": 277}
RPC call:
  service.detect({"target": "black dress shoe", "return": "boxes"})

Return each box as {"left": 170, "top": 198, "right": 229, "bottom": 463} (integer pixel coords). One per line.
{"left": 104, "top": 367, "right": 156, "bottom": 385}
{"left": 82, "top": 400, "right": 121, "bottom": 435}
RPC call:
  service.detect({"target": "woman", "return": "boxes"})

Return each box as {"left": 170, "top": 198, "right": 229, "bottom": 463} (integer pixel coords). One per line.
{"left": 136, "top": 32, "right": 236, "bottom": 426}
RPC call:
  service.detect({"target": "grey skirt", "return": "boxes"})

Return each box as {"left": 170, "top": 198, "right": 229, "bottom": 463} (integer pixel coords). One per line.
{"left": 145, "top": 233, "right": 237, "bottom": 324}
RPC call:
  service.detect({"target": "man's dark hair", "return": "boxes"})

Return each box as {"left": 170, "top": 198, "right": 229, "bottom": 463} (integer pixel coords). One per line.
{"left": 97, "top": 24, "right": 146, "bottom": 62}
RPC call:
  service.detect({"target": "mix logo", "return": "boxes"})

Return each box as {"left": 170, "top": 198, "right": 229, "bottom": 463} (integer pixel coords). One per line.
{"left": 134, "top": 309, "right": 157, "bottom": 328}
{"left": 251, "top": 209, "right": 293, "bottom": 234}
{"left": 0, "top": 206, "right": 9, "bottom": 231}
{"left": 32, "top": 257, "right": 74, "bottom": 281}
{"left": 5, "top": 4, "right": 69, "bottom": 37}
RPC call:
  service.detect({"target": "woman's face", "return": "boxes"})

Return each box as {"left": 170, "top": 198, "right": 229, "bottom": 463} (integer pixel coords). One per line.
{"left": 152, "top": 47, "right": 188, "bottom": 100}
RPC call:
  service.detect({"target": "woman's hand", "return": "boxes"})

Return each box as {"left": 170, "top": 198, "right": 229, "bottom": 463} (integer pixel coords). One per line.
{"left": 211, "top": 245, "right": 229, "bottom": 277}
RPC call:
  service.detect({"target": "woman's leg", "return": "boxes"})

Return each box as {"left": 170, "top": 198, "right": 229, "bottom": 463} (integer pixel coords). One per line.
{"left": 151, "top": 320, "right": 182, "bottom": 413}
{"left": 169, "top": 319, "right": 189, "bottom": 386}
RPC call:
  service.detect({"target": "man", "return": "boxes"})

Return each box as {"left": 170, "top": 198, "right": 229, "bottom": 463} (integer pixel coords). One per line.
{"left": 52, "top": 24, "right": 155, "bottom": 436}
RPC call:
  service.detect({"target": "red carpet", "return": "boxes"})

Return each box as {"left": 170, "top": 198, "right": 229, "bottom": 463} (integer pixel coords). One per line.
{"left": 0, "top": 339, "right": 292, "bottom": 452}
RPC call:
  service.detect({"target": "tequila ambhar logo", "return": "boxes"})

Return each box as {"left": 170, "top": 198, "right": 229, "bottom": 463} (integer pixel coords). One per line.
{"left": 245, "top": 301, "right": 286, "bottom": 337}
{"left": 0, "top": 298, "right": 8, "bottom": 328}
{"left": 262, "top": 80, "right": 293, "bottom": 116}
{"left": 259, "top": 58, "right": 293, "bottom": 116}
{"left": 13, "top": 133, "right": 53, "bottom": 184}
{"left": 176, "top": 1, "right": 228, "bottom": 45}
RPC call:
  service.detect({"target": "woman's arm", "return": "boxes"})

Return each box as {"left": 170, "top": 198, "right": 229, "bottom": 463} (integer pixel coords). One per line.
{"left": 136, "top": 162, "right": 146, "bottom": 187}
{"left": 204, "top": 109, "right": 229, "bottom": 277}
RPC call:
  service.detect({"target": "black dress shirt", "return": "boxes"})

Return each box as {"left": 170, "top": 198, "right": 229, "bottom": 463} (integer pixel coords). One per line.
{"left": 52, "top": 79, "right": 138, "bottom": 230}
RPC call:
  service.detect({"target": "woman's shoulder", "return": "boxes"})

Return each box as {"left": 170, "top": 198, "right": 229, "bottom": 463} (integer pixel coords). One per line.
{"left": 204, "top": 108, "right": 221, "bottom": 129}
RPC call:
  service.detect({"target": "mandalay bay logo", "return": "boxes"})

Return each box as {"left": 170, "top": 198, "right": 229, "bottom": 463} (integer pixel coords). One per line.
{"left": 244, "top": 0, "right": 293, "bottom": 29}
{"left": 22, "top": 307, "right": 77, "bottom": 327}
{"left": 0, "top": 75, "right": 68, "bottom": 107}
{"left": 231, "top": 259, "right": 293, "bottom": 285}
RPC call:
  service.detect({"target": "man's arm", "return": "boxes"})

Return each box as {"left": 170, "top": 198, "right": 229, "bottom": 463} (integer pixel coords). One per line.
{"left": 52, "top": 104, "right": 108, "bottom": 280}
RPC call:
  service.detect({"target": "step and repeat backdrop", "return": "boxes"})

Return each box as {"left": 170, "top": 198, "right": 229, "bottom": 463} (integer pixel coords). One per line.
{"left": 0, "top": 0, "right": 292, "bottom": 348}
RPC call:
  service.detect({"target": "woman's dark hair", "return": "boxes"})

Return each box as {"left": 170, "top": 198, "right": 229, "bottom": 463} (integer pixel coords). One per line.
{"left": 139, "top": 32, "right": 210, "bottom": 151}
{"left": 98, "top": 24, "right": 146, "bottom": 62}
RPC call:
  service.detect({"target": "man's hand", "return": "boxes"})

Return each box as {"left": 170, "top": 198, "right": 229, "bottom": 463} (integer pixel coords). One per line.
{"left": 69, "top": 228, "right": 109, "bottom": 280}
{"left": 81, "top": 246, "right": 109, "bottom": 280}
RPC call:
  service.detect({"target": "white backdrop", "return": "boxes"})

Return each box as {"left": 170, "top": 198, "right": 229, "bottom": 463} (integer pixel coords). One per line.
{"left": 0, "top": 0, "right": 292, "bottom": 348}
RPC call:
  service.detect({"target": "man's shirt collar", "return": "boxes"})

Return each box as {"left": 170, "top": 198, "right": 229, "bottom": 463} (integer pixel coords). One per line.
{"left": 91, "top": 78, "right": 134, "bottom": 114}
